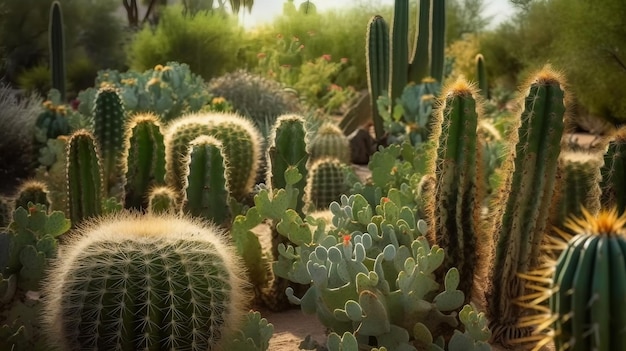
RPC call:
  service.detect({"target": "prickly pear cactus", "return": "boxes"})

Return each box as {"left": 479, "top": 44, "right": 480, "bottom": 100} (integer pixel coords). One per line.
{"left": 42, "top": 212, "right": 249, "bottom": 351}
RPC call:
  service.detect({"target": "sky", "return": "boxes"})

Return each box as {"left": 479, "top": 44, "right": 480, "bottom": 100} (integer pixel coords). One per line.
{"left": 238, "top": 0, "right": 517, "bottom": 29}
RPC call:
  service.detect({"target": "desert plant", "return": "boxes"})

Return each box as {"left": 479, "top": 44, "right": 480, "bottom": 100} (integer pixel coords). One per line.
{"left": 600, "top": 126, "right": 626, "bottom": 213}
{"left": 147, "top": 186, "right": 179, "bottom": 215}
{"left": 308, "top": 122, "right": 351, "bottom": 164}
{"left": 13, "top": 180, "right": 50, "bottom": 211}
{"left": 42, "top": 212, "right": 249, "bottom": 350}
{"left": 304, "top": 157, "right": 350, "bottom": 212}
{"left": 48, "top": 1, "right": 65, "bottom": 101}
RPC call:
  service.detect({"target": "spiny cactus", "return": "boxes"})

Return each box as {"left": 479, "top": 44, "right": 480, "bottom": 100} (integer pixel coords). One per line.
{"left": 304, "top": 158, "right": 349, "bottom": 211}
{"left": 147, "top": 186, "right": 179, "bottom": 214}
{"left": 165, "top": 112, "right": 262, "bottom": 202}
{"left": 65, "top": 130, "right": 103, "bottom": 226}
{"left": 182, "top": 136, "right": 230, "bottom": 226}
{"left": 121, "top": 113, "right": 166, "bottom": 210}
{"left": 475, "top": 54, "right": 488, "bottom": 99}
{"left": 14, "top": 180, "right": 50, "bottom": 211}
{"left": 42, "top": 212, "right": 249, "bottom": 351}
{"left": 365, "top": 15, "right": 390, "bottom": 140}
{"left": 424, "top": 78, "right": 486, "bottom": 304}
{"left": 309, "top": 122, "right": 351, "bottom": 164}
{"left": 600, "top": 126, "right": 626, "bottom": 213}
{"left": 93, "top": 84, "right": 127, "bottom": 194}
{"left": 486, "top": 67, "right": 567, "bottom": 346}
{"left": 49, "top": 1, "right": 65, "bottom": 101}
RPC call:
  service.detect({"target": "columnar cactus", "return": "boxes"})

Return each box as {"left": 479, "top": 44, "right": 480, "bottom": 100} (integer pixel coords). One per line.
{"left": 266, "top": 114, "right": 309, "bottom": 216}
{"left": 309, "top": 122, "right": 351, "bottom": 164}
{"left": 366, "top": 15, "right": 390, "bottom": 140}
{"left": 165, "top": 112, "right": 262, "bottom": 201}
{"left": 182, "top": 136, "right": 230, "bottom": 226}
{"left": 389, "top": 0, "right": 410, "bottom": 105}
{"left": 122, "top": 113, "right": 166, "bottom": 210}
{"left": 42, "top": 213, "right": 248, "bottom": 351}
{"left": 49, "top": 1, "right": 65, "bottom": 101}
{"left": 476, "top": 54, "right": 488, "bottom": 99}
{"left": 147, "top": 186, "right": 179, "bottom": 214}
{"left": 66, "top": 130, "right": 103, "bottom": 226}
{"left": 93, "top": 85, "right": 127, "bottom": 194}
{"left": 14, "top": 180, "right": 51, "bottom": 211}
{"left": 304, "top": 158, "right": 349, "bottom": 211}
{"left": 486, "top": 67, "right": 566, "bottom": 346}
{"left": 425, "top": 78, "right": 485, "bottom": 303}
{"left": 551, "top": 151, "right": 603, "bottom": 228}
{"left": 600, "top": 126, "right": 626, "bottom": 213}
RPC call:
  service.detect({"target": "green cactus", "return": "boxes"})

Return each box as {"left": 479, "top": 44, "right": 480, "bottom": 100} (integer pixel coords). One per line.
{"left": 424, "top": 78, "right": 485, "bottom": 303}
{"left": 365, "top": 15, "right": 390, "bottom": 140}
{"left": 309, "top": 122, "right": 351, "bottom": 164}
{"left": 49, "top": 1, "right": 65, "bottom": 101}
{"left": 408, "top": 0, "right": 431, "bottom": 83}
{"left": 225, "top": 310, "right": 274, "bottom": 351}
{"left": 182, "top": 136, "right": 231, "bottom": 226}
{"left": 389, "top": 0, "right": 410, "bottom": 107}
{"left": 486, "top": 68, "right": 566, "bottom": 346}
{"left": 430, "top": 0, "right": 446, "bottom": 83}
{"left": 147, "top": 186, "right": 179, "bottom": 214}
{"left": 475, "top": 54, "right": 488, "bottom": 99}
{"left": 122, "top": 113, "right": 166, "bottom": 210}
{"left": 551, "top": 151, "right": 603, "bottom": 228}
{"left": 65, "top": 130, "right": 104, "bottom": 226}
{"left": 304, "top": 158, "right": 349, "bottom": 211}
{"left": 93, "top": 85, "right": 127, "bottom": 194}
{"left": 600, "top": 126, "right": 626, "bottom": 213}
{"left": 42, "top": 212, "right": 248, "bottom": 351}
{"left": 14, "top": 180, "right": 50, "bottom": 211}
{"left": 34, "top": 101, "right": 70, "bottom": 145}
{"left": 165, "top": 112, "right": 262, "bottom": 202}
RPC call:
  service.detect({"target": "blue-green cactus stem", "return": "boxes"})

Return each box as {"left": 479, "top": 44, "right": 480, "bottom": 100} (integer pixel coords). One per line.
{"left": 182, "top": 136, "right": 230, "bottom": 226}
{"left": 122, "top": 113, "right": 166, "bottom": 210}
{"left": 66, "top": 130, "right": 103, "bottom": 226}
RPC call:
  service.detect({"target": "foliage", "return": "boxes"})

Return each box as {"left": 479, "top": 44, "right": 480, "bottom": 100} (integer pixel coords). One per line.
{"left": 127, "top": 5, "right": 245, "bottom": 81}
{"left": 445, "top": 34, "right": 481, "bottom": 85}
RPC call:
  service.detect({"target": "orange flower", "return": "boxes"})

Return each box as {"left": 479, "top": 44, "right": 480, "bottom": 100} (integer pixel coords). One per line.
{"left": 342, "top": 234, "right": 351, "bottom": 246}
{"left": 322, "top": 54, "right": 331, "bottom": 61}
{"left": 340, "top": 57, "right": 349, "bottom": 64}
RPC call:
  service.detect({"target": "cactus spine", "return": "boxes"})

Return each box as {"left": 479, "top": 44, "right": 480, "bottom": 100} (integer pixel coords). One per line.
{"left": 486, "top": 68, "right": 566, "bottom": 345}
{"left": 425, "top": 78, "right": 485, "bottom": 302}
{"left": 66, "top": 130, "right": 103, "bottom": 226}
{"left": 122, "top": 113, "right": 166, "bottom": 210}
{"left": 49, "top": 1, "right": 65, "bottom": 101}
{"left": 366, "top": 15, "right": 390, "bottom": 140}
{"left": 93, "top": 85, "right": 127, "bottom": 194}
{"left": 182, "top": 136, "right": 230, "bottom": 226}
{"left": 165, "top": 112, "right": 262, "bottom": 202}
{"left": 14, "top": 180, "right": 51, "bottom": 210}
{"left": 42, "top": 213, "right": 248, "bottom": 351}
{"left": 600, "top": 126, "right": 626, "bottom": 213}
{"left": 309, "top": 122, "right": 351, "bottom": 164}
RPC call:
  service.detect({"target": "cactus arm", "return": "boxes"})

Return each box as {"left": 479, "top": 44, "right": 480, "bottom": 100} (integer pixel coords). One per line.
{"left": 366, "top": 15, "right": 390, "bottom": 140}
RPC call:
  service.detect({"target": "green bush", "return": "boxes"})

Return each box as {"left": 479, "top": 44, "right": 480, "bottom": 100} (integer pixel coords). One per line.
{"left": 127, "top": 5, "right": 245, "bottom": 81}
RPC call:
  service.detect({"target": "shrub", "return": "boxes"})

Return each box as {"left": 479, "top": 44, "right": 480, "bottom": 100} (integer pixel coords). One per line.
{"left": 127, "top": 5, "right": 245, "bottom": 81}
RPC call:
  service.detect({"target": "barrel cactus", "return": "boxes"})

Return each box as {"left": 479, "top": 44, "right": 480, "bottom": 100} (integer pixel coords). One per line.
{"left": 42, "top": 212, "right": 248, "bottom": 350}
{"left": 13, "top": 180, "right": 51, "bottom": 210}
{"left": 309, "top": 122, "right": 351, "bottom": 164}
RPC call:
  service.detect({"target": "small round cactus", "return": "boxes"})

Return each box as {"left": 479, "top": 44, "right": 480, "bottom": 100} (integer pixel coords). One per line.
{"left": 14, "top": 180, "right": 51, "bottom": 210}
{"left": 304, "top": 158, "right": 349, "bottom": 211}
{"left": 42, "top": 212, "right": 249, "bottom": 351}
{"left": 147, "top": 186, "right": 180, "bottom": 214}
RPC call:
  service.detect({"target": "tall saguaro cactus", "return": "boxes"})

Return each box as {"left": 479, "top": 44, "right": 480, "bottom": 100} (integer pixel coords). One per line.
{"left": 49, "top": 1, "right": 66, "bottom": 101}
{"left": 486, "top": 67, "right": 566, "bottom": 346}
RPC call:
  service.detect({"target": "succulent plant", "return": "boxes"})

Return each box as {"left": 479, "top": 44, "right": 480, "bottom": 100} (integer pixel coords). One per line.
{"left": 304, "top": 158, "right": 350, "bottom": 212}
{"left": 121, "top": 113, "right": 166, "bottom": 210}
{"left": 49, "top": 1, "right": 66, "bottom": 101}
{"left": 13, "top": 180, "right": 51, "bottom": 211}
{"left": 600, "top": 126, "right": 626, "bottom": 213}
{"left": 165, "top": 112, "right": 262, "bottom": 202}
{"left": 309, "top": 122, "right": 351, "bottom": 164}
{"left": 42, "top": 212, "right": 249, "bottom": 350}
{"left": 147, "top": 186, "right": 179, "bottom": 215}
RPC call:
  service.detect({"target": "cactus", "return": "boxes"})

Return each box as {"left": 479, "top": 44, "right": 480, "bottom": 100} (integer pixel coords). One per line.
{"left": 600, "top": 126, "right": 626, "bottom": 213}
{"left": 304, "top": 158, "right": 349, "bottom": 211}
{"left": 476, "top": 54, "right": 488, "bottom": 99}
{"left": 424, "top": 78, "right": 485, "bottom": 303}
{"left": 365, "top": 15, "right": 390, "bottom": 140}
{"left": 14, "top": 180, "right": 50, "bottom": 211}
{"left": 486, "top": 67, "right": 566, "bottom": 346}
{"left": 165, "top": 112, "right": 262, "bottom": 202}
{"left": 182, "top": 136, "right": 231, "bottom": 226}
{"left": 34, "top": 100, "right": 70, "bottom": 144}
{"left": 267, "top": 114, "right": 309, "bottom": 216}
{"left": 551, "top": 151, "right": 603, "bottom": 228}
{"left": 430, "top": 0, "right": 446, "bottom": 83}
{"left": 93, "top": 85, "right": 127, "bottom": 194}
{"left": 389, "top": 0, "right": 409, "bottom": 106}
{"left": 0, "top": 197, "right": 12, "bottom": 228}
{"left": 226, "top": 310, "right": 274, "bottom": 351}
{"left": 42, "top": 212, "right": 248, "bottom": 351}
{"left": 121, "top": 113, "right": 166, "bottom": 210}
{"left": 309, "top": 122, "right": 351, "bottom": 164}
{"left": 49, "top": 1, "right": 65, "bottom": 101}
{"left": 147, "top": 186, "right": 179, "bottom": 214}
{"left": 65, "top": 130, "right": 104, "bottom": 226}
